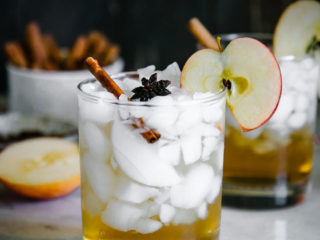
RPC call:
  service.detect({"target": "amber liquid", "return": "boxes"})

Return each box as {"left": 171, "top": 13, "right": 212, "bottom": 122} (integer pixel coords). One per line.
{"left": 81, "top": 192, "right": 222, "bottom": 240}
{"left": 223, "top": 126, "right": 313, "bottom": 207}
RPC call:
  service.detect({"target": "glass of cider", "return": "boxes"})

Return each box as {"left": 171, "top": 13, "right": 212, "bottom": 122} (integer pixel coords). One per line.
{"left": 221, "top": 33, "right": 319, "bottom": 208}
{"left": 78, "top": 66, "right": 226, "bottom": 240}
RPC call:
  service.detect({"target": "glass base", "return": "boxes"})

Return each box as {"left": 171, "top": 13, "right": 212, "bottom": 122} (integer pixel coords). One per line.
{"left": 222, "top": 178, "right": 308, "bottom": 209}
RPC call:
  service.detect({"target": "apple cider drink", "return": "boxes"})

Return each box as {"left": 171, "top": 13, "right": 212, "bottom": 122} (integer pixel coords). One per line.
{"left": 78, "top": 62, "right": 226, "bottom": 240}
{"left": 223, "top": 54, "right": 319, "bottom": 207}
{"left": 220, "top": 0, "right": 320, "bottom": 207}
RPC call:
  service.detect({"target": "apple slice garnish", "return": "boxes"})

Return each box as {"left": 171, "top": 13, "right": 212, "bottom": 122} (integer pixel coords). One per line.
{"left": 181, "top": 37, "right": 282, "bottom": 131}
{"left": 273, "top": 1, "right": 320, "bottom": 57}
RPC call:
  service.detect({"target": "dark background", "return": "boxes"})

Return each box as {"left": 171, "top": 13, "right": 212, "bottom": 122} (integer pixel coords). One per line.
{"left": 0, "top": 0, "right": 298, "bottom": 93}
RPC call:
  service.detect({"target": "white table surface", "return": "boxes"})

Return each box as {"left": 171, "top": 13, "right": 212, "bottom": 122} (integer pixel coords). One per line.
{"left": 0, "top": 145, "right": 319, "bottom": 240}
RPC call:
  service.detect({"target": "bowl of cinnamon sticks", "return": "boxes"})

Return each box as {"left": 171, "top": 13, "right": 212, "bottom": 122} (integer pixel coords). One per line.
{"left": 4, "top": 22, "right": 124, "bottom": 124}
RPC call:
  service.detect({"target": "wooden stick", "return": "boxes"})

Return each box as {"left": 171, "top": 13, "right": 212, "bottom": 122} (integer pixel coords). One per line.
{"left": 87, "top": 31, "right": 109, "bottom": 58}
{"left": 188, "top": 17, "right": 220, "bottom": 51}
{"left": 85, "top": 57, "right": 161, "bottom": 143}
{"left": 101, "top": 44, "right": 120, "bottom": 66}
{"left": 4, "top": 42, "right": 28, "bottom": 68}
{"left": 66, "top": 36, "right": 88, "bottom": 69}
{"left": 43, "top": 34, "right": 62, "bottom": 66}
{"left": 86, "top": 57, "right": 124, "bottom": 98}
{"left": 25, "top": 22, "right": 48, "bottom": 68}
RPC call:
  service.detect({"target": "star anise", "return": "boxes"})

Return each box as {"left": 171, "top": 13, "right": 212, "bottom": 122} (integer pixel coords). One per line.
{"left": 131, "top": 73, "right": 171, "bottom": 101}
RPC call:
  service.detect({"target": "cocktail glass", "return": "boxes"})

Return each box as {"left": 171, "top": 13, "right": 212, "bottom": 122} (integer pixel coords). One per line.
{"left": 78, "top": 71, "right": 226, "bottom": 239}
{"left": 221, "top": 33, "right": 319, "bottom": 208}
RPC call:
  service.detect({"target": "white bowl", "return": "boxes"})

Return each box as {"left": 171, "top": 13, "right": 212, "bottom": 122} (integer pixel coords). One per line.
{"left": 7, "top": 58, "right": 124, "bottom": 125}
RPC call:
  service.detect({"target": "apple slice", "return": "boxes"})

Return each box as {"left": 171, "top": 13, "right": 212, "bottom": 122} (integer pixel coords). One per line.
{"left": 0, "top": 137, "right": 80, "bottom": 199}
{"left": 273, "top": 1, "right": 320, "bottom": 57}
{"left": 181, "top": 37, "right": 282, "bottom": 131}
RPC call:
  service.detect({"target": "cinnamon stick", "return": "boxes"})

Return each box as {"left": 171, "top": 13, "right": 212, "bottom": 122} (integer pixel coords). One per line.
{"left": 4, "top": 42, "right": 28, "bottom": 68}
{"left": 188, "top": 17, "right": 220, "bottom": 51}
{"left": 43, "top": 34, "right": 62, "bottom": 67}
{"left": 101, "top": 44, "right": 120, "bottom": 66}
{"left": 66, "top": 36, "right": 88, "bottom": 69}
{"left": 87, "top": 31, "right": 109, "bottom": 58}
{"left": 86, "top": 57, "right": 124, "bottom": 98}
{"left": 25, "top": 22, "right": 48, "bottom": 68}
{"left": 85, "top": 57, "right": 161, "bottom": 143}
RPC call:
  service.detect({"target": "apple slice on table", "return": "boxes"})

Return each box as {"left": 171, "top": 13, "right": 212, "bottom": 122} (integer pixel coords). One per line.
{"left": 273, "top": 0, "right": 320, "bottom": 57}
{"left": 181, "top": 37, "right": 282, "bottom": 131}
{"left": 0, "top": 138, "right": 80, "bottom": 199}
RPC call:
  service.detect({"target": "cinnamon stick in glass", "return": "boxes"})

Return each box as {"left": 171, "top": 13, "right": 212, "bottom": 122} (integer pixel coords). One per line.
{"left": 85, "top": 57, "right": 161, "bottom": 143}
{"left": 188, "top": 17, "right": 220, "bottom": 51}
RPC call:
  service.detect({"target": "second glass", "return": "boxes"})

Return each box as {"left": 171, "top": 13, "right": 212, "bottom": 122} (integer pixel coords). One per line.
{"left": 221, "top": 33, "right": 319, "bottom": 208}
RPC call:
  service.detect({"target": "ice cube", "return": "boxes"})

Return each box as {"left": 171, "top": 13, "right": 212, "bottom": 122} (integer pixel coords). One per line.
{"left": 270, "top": 94, "right": 294, "bottom": 123}
{"left": 111, "top": 121, "right": 181, "bottom": 187}
{"left": 118, "top": 95, "right": 130, "bottom": 120}
{"left": 291, "top": 75, "right": 310, "bottom": 93}
{"left": 181, "top": 130, "right": 202, "bottom": 165}
{"left": 159, "top": 140, "right": 181, "bottom": 166}
{"left": 81, "top": 81, "right": 101, "bottom": 93}
{"left": 202, "top": 136, "right": 219, "bottom": 161}
{"left": 300, "top": 57, "right": 316, "bottom": 70}
{"left": 288, "top": 112, "right": 307, "bottom": 129}
{"left": 134, "top": 219, "right": 162, "bottom": 234}
{"left": 197, "top": 202, "right": 208, "bottom": 219}
{"left": 138, "top": 65, "right": 156, "bottom": 80}
{"left": 215, "top": 144, "right": 224, "bottom": 171}
{"left": 198, "top": 123, "right": 221, "bottom": 137}
{"left": 154, "top": 190, "right": 171, "bottom": 204}
{"left": 175, "top": 106, "right": 202, "bottom": 133}
{"left": 83, "top": 153, "right": 116, "bottom": 203}
{"left": 144, "top": 202, "right": 160, "bottom": 218}
{"left": 82, "top": 182, "right": 106, "bottom": 217}
{"left": 206, "top": 175, "right": 221, "bottom": 204}
{"left": 78, "top": 96, "right": 115, "bottom": 125}
{"left": 144, "top": 104, "right": 179, "bottom": 135}
{"left": 159, "top": 62, "right": 181, "bottom": 87}
{"left": 122, "top": 78, "right": 142, "bottom": 94}
{"left": 83, "top": 122, "right": 110, "bottom": 163}
{"left": 173, "top": 209, "right": 197, "bottom": 225}
{"left": 195, "top": 94, "right": 224, "bottom": 124}
{"left": 203, "top": 107, "right": 223, "bottom": 125}
{"left": 114, "top": 175, "right": 160, "bottom": 204}
{"left": 169, "top": 87, "right": 191, "bottom": 99}
{"left": 159, "top": 204, "right": 176, "bottom": 224}
{"left": 101, "top": 199, "right": 146, "bottom": 232}
{"left": 296, "top": 94, "right": 309, "bottom": 111}
{"left": 170, "top": 163, "right": 214, "bottom": 209}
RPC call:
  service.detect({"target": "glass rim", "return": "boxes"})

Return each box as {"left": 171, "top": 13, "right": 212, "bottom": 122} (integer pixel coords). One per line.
{"left": 77, "top": 71, "right": 227, "bottom": 107}
{"left": 216, "top": 32, "right": 315, "bottom": 60}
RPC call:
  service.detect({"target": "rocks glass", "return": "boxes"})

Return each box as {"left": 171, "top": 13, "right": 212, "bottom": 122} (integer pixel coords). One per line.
{"left": 221, "top": 33, "right": 319, "bottom": 208}
{"left": 78, "top": 71, "right": 226, "bottom": 239}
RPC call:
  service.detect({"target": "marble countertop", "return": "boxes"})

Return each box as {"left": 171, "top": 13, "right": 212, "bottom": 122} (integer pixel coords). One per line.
{"left": 0, "top": 145, "right": 319, "bottom": 240}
